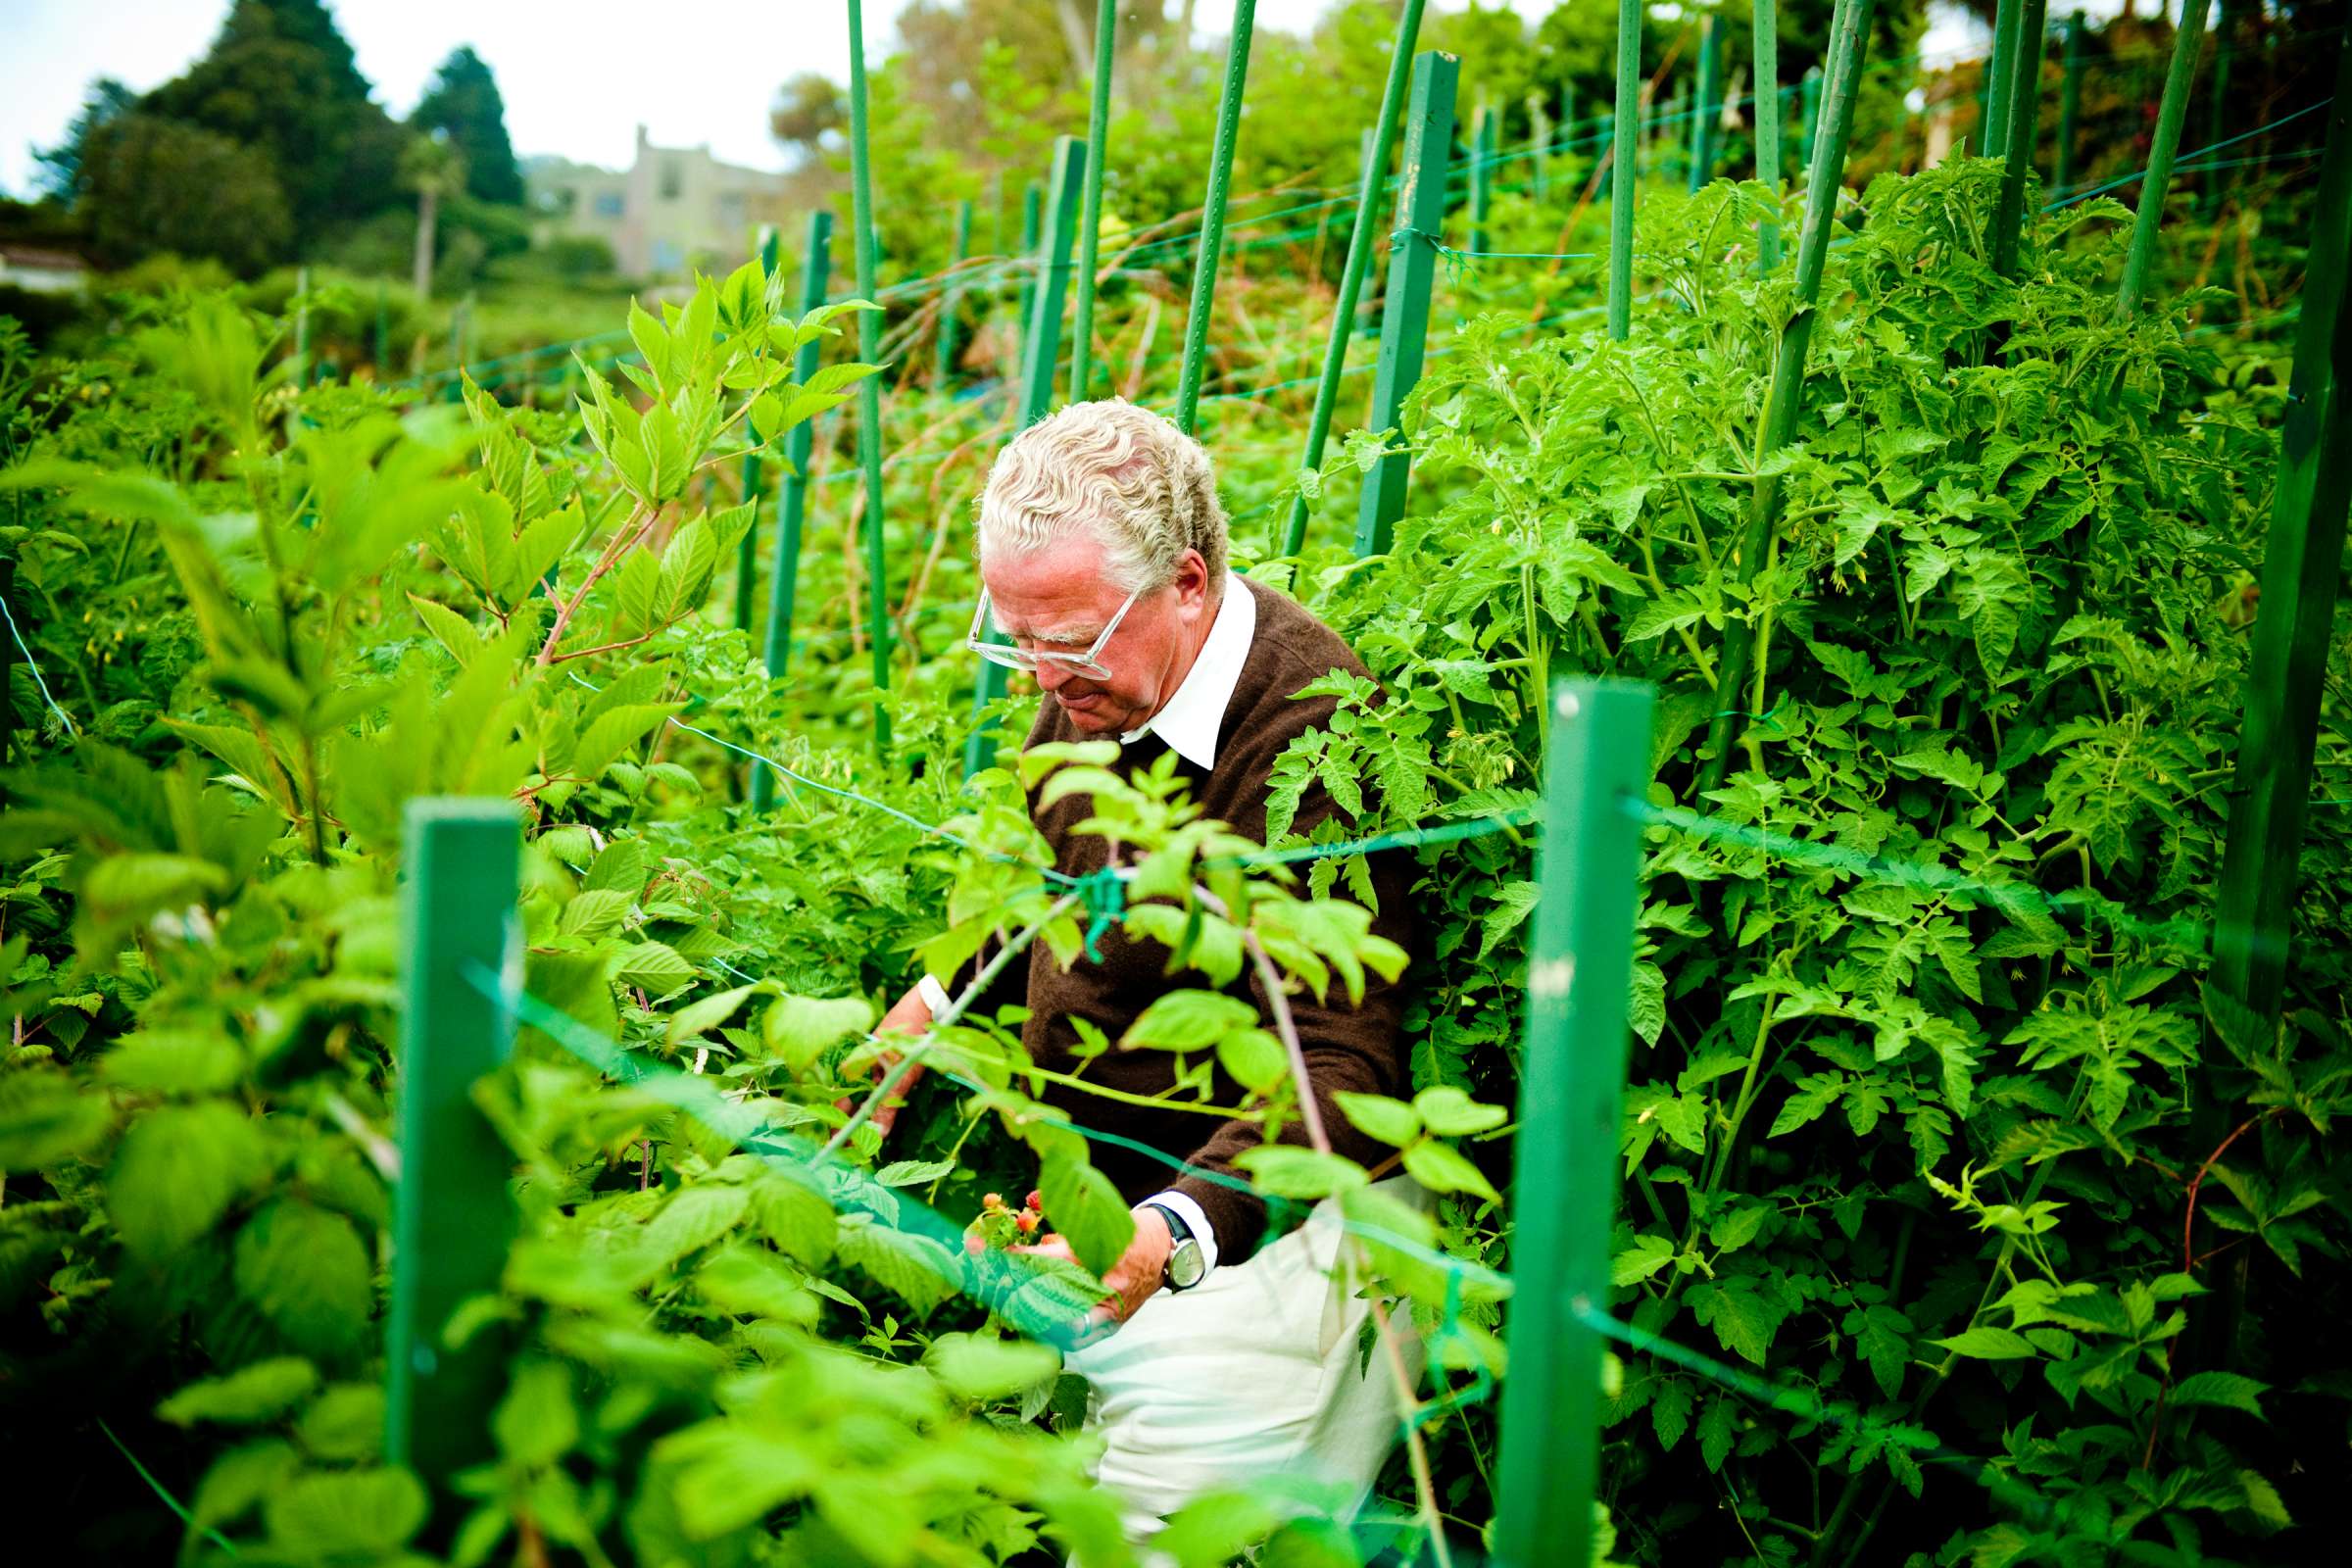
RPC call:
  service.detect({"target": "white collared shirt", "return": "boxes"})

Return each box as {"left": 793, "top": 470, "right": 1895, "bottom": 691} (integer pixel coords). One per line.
{"left": 1118, "top": 571, "right": 1257, "bottom": 770}
{"left": 923, "top": 573, "right": 1257, "bottom": 1280}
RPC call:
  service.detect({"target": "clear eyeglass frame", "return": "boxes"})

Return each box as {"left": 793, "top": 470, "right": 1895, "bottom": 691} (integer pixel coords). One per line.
{"left": 965, "top": 586, "right": 1143, "bottom": 681}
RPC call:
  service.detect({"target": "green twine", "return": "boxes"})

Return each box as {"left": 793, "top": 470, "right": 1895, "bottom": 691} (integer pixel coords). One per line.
{"left": 1, "top": 581, "right": 79, "bottom": 737}
{"left": 1073, "top": 865, "right": 1126, "bottom": 962}
{"left": 1389, "top": 225, "right": 1600, "bottom": 280}
{"left": 97, "top": 1419, "right": 241, "bottom": 1556}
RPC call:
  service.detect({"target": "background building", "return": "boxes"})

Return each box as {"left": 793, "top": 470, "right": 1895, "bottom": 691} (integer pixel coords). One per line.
{"left": 526, "top": 125, "right": 792, "bottom": 279}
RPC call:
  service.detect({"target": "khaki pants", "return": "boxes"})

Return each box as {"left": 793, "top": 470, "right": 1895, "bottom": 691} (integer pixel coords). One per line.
{"left": 1063, "top": 1177, "right": 1429, "bottom": 1543}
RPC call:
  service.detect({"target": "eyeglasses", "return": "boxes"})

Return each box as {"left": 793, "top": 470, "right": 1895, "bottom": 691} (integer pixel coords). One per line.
{"left": 965, "top": 586, "right": 1142, "bottom": 681}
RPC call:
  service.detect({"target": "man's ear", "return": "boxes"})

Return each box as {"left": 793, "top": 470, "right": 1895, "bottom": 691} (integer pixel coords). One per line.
{"left": 1175, "top": 550, "right": 1212, "bottom": 619}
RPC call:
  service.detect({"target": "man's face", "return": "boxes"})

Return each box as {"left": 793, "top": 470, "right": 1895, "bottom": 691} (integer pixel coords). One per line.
{"left": 981, "top": 537, "right": 1213, "bottom": 735}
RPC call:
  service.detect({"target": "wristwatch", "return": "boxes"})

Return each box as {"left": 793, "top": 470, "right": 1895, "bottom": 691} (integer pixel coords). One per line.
{"left": 1143, "top": 1202, "right": 1207, "bottom": 1292}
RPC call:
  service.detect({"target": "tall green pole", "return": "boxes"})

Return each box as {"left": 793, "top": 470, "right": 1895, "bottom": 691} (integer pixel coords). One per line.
{"left": 292, "top": 265, "right": 312, "bottom": 385}
{"left": 1489, "top": 680, "right": 1655, "bottom": 1568}
{"left": 845, "top": 0, "right": 894, "bottom": 754}
{"left": 2054, "top": 11, "right": 2083, "bottom": 197}
{"left": 2204, "top": 0, "right": 2234, "bottom": 215}
{"left": 748, "top": 212, "right": 835, "bottom": 815}
{"left": 2211, "top": 45, "right": 2352, "bottom": 1022}
{"left": 1755, "top": 0, "right": 1785, "bottom": 269}
{"left": 1068, "top": 0, "right": 1117, "bottom": 403}
{"left": 1014, "top": 178, "right": 1044, "bottom": 365}
{"left": 1531, "top": 90, "right": 1552, "bottom": 205}
{"left": 1691, "top": 0, "right": 1872, "bottom": 796}
{"left": 1984, "top": 0, "right": 2023, "bottom": 160}
{"left": 0, "top": 558, "right": 15, "bottom": 805}
{"left": 966, "top": 135, "right": 1087, "bottom": 778}
{"left": 734, "top": 225, "right": 782, "bottom": 636}
{"left": 373, "top": 280, "right": 388, "bottom": 376}
{"left": 1469, "top": 105, "right": 1494, "bottom": 255}
{"left": 1990, "top": 0, "right": 2050, "bottom": 278}
{"left": 1352, "top": 50, "right": 1458, "bottom": 559}
{"left": 1798, "top": 64, "right": 1822, "bottom": 173}
{"left": 1607, "top": 0, "right": 1642, "bottom": 339}
{"left": 936, "top": 201, "right": 970, "bottom": 387}
{"left": 1690, "top": 13, "right": 1723, "bottom": 192}
{"left": 1280, "top": 0, "right": 1429, "bottom": 558}
{"left": 2114, "top": 0, "right": 2209, "bottom": 317}
{"left": 1173, "top": 0, "right": 1258, "bottom": 436}
{"left": 384, "top": 800, "right": 519, "bottom": 1488}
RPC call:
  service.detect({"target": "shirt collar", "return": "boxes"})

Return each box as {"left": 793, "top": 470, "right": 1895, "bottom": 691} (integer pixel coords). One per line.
{"left": 1121, "top": 572, "right": 1255, "bottom": 769}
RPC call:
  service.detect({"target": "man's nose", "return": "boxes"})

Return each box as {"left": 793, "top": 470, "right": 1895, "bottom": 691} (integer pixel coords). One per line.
{"left": 1034, "top": 659, "right": 1074, "bottom": 692}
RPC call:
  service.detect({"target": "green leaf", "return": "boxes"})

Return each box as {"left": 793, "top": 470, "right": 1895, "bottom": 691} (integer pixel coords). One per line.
{"left": 1233, "top": 1144, "right": 1367, "bottom": 1200}
{"left": 760, "top": 993, "right": 876, "bottom": 1072}
{"left": 191, "top": 1440, "right": 299, "bottom": 1531}
{"left": 262, "top": 1467, "right": 428, "bottom": 1560}
{"left": 1412, "top": 1085, "right": 1507, "bottom": 1137}
{"left": 561, "top": 888, "right": 632, "bottom": 938}
{"left": 1039, "top": 1151, "right": 1135, "bottom": 1276}
{"left": 159, "top": 1358, "right": 320, "bottom": 1427}
{"left": 1696, "top": 1396, "right": 1737, "bottom": 1473}
{"left": 1689, "top": 1280, "right": 1790, "bottom": 1366}
{"left": 1121, "top": 990, "right": 1257, "bottom": 1052}
{"left": 665, "top": 984, "right": 758, "bottom": 1046}
{"left": 2168, "top": 1370, "right": 2269, "bottom": 1418}
{"left": 97, "top": 1032, "right": 244, "bottom": 1096}
{"left": 924, "top": 1332, "right": 1061, "bottom": 1402}
{"left": 1400, "top": 1139, "right": 1499, "bottom": 1204}
{"left": 751, "top": 1172, "right": 835, "bottom": 1265}
{"left": 1214, "top": 1027, "right": 1289, "bottom": 1094}
{"left": 612, "top": 941, "right": 696, "bottom": 994}
{"left": 655, "top": 1419, "right": 815, "bottom": 1539}
{"left": 1613, "top": 1234, "right": 1678, "bottom": 1286}
{"left": 584, "top": 836, "right": 653, "bottom": 895}
{"left": 1334, "top": 1091, "right": 1422, "bottom": 1148}
{"left": 232, "top": 1200, "right": 371, "bottom": 1357}
{"left": 493, "top": 1360, "right": 579, "bottom": 1467}
{"left": 1929, "top": 1326, "right": 2039, "bottom": 1360}
{"left": 295, "top": 1384, "right": 384, "bottom": 1462}
{"left": 110, "top": 1100, "right": 266, "bottom": 1258}
{"left": 0, "top": 1067, "right": 109, "bottom": 1169}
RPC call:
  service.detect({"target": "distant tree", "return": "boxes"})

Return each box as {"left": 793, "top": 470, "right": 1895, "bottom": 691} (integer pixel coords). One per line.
{"left": 141, "top": 0, "right": 403, "bottom": 241}
{"left": 770, "top": 73, "right": 846, "bottom": 164}
{"left": 401, "top": 134, "right": 464, "bottom": 303}
{"left": 412, "top": 46, "right": 524, "bottom": 206}
{"left": 32, "top": 78, "right": 137, "bottom": 201}
{"left": 77, "top": 114, "right": 293, "bottom": 274}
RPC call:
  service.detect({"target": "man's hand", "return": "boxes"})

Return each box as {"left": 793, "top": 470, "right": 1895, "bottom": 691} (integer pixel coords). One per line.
{"left": 1011, "top": 1205, "right": 1174, "bottom": 1342}
{"left": 838, "top": 984, "right": 934, "bottom": 1140}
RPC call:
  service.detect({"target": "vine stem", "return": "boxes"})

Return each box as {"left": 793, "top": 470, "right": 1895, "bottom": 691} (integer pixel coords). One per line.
{"left": 1236, "top": 913, "right": 1448, "bottom": 1568}
{"left": 816, "top": 890, "right": 1081, "bottom": 1162}
{"left": 537, "top": 503, "right": 657, "bottom": 666}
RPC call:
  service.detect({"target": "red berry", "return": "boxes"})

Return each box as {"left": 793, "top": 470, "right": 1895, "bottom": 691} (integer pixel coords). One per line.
{"left": 1025, "top": 1190, "right": 1044, "bottom": 1211}
{"left": 1016, "top": 1211, "right": 1038, "bottom": 1234}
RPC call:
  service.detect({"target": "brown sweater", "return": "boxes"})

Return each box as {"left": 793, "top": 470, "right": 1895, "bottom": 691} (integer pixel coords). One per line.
{"left": 966, "top": 578, "right": 1415, "bottom": 1265}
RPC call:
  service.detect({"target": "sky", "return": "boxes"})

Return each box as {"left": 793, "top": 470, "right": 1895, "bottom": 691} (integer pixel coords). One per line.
{"left": 0, "top": 0, "right": 2007, "bottom": 200}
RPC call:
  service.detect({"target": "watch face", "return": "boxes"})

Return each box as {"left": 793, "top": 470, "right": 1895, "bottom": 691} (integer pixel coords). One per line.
{"left": 1167, "top": 1237, "right": 1206, "bottom": 1290}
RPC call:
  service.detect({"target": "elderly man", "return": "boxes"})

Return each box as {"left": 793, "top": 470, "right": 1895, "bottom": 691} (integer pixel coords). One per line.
{"left": 870, "top": 399, "right": 1420, "bottom": 1531}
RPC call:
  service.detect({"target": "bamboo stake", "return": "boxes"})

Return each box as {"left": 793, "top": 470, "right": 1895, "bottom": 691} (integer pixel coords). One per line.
{"left": 1174, "top": 0, "right": 1259, "bottom": 436}
{"left": 1279, "top": 0, "right": 1429, "bottom": 558}
{"left": 2115, "top": 0, "right": 2210, "bottom": 316}
{"left": 1691, "top": 0, "right": 1873, "bottom": 796}
{"left": 845, "top": 0, "right": 894, "bottom": 754}
{"left": 1068, "top": 0, "right": 1117, "bottom": 403}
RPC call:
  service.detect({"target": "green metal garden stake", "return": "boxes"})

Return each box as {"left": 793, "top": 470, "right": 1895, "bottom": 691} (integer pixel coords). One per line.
{"left": 1014, "top": 178, "right": 1044, "bottom": 360}
{"left": 1984, "top": 0, "right": 2023, "bottom": 160}
{"left": 966, "top": 135, "right": 1088, "bottom": 778}
{"left": 1990, "top": 0, "right": 2050, "bottom": 278}
{"left": 2212, "top": 43, "right": 2352, "bottom": 1021}
{"left": 748, "top": 211, "right": 835, "bottom": 814}
{"left": 1173, "top": 0, "right": 1259, "bottom": 436}
{"left": 2054, "top": 11, "right": 2083, "bottom": 197}
{"left": 1490, "top": 679, "right": 1656, "bottom": 1568}
{"left": 1352, "top": 51, "right": 1457, "bottom": 560}
{"left": 1798, "top": 64, "right": 1822, "bottom": 173}
{"left": 1068, "top": 0, "right": 1117, "bottom": 404}
{"left": 373, "top": 280, "right": 388, "bottom": 376}
{"left": 2205, "top": 0, "right": 2235, "bottom": 215}
{"left": 292, "top": 265, "right": 311, "bottom": 386}
{"left": 846, "top": 0, "right": 894, "bottom": 754}
{"left": 1, "top": 557, "right": 15, "bottom": 805}
{"left": 1531, "top": 90, "right": 1551, "bottom": 205}
{"left": 384, "top": 799, "right": 520, "bottom": 1486}
{"left": 936, "top": 201, "right": 971, "bottom": 388}
{"left": 2114, "top": 0, "right": 2209, "bottom": 317}
{"left": 1755, "top": 0, "right": 1786, "bottom": 269}
{"left": 1469, "top": 104, "right": 1495, "bottom": 256}
{"left": 1692, "top": 0, "right": 1873, "bottom": 797}
{"left": 1280, "top": 0, "right": 1429, "bottom": 558}
{"left": 733, "top": 225, "right": 782, "bottom": 637}
{"left": 1690, "top": 13, "right": 1723, "bottom": 192}
{"left": 1607, "top": 0, "right": 1642, "bottom": 339}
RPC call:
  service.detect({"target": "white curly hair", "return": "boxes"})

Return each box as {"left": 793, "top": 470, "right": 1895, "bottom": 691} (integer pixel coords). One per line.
{"left": 975, "top": 399, "right": 1230, "bottom": 593}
